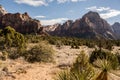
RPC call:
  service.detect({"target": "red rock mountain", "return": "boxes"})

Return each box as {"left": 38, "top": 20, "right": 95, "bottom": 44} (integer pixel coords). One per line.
{"left": 47, "top": 11, "right": 116, "bottom": 39}
{"left": 112, "top": 22, "right": 120, "bottom": 39}
{"left": 0, "top": 5, "right": 7, "bottom": 16}
{"left": 43, "top": 23, "right": 61, "bottom": 32}
{"left": 0, "top": 5, "right": 44, "bottom": 34}
{"left": 0, "top": 5, "right": 118, "bottom": 39}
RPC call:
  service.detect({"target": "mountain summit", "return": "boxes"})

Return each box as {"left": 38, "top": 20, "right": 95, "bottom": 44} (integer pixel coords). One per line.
{"left": 112, "top": 22, "right": 120, "bottom": 38}
{"left": 46, "top": 11, "right": 116, "bottom": 39}
{"left": 0, "top": 5, "right": 7, "bottom": 16}
{"left": 0, "top": 6, "right": 118, "bottom": 39}
{"left": 0, "top": 5, "right": 45, "bottom": 34}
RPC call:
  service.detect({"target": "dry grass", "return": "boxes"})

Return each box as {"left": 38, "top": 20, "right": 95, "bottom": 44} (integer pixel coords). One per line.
{"left": 0, "top": 44, "right": 119, "bottom": 80}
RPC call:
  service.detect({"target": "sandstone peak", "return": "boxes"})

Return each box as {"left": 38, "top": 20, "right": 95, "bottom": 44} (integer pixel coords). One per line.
{"left": 113, "top": 22, "right": 120, "bottom": 26}
{"left": 0, "top": 5, "right": 45, "bottom": 35}
{"left": 0, "top": 5, "right": 7, "bottom": 16}
{"left": 83, "top": 11, "right": 100, "bottom": 18}
{"left": 112, "top": 22, "right": 120, "bottom": 39}
{"left": 47, "top": 11, "right": 116, "bottom": 39}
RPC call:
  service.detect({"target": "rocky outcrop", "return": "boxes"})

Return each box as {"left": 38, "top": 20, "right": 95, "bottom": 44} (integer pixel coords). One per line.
{"left": 0, "top": 5, "right": 7, "bottom": 17}
{"left": 112, "top": 22, "right": 120, "bottom": 39}
{"left": 43, "top": 23, "right": 61, "bottom": 32}
{"left": 48, "top": 11, "right": 116, "bottom": 39}
{"left": 51, "top": 20, "right": 73, "bottom": 36}
{"left": 0, "top": 5, "right": 118, "bottom": 39}
{"left": 0, "top": 6, "right": 44, "bottom": 34}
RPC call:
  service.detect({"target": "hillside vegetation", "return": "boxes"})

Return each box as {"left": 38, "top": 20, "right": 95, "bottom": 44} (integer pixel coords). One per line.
{"left": 0, "top": 26, "right": 120, "bottom": 80}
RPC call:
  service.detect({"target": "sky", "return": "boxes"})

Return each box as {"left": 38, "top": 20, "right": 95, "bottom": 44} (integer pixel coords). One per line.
{"left": 0, "top": 0, "right": 120, "bottom": 25}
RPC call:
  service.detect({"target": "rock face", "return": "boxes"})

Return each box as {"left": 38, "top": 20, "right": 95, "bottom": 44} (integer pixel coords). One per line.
{"left": 0, "top": 5, "right": 118, "bottom": 39}
{"left": 0, "top": 6, "right": 43, "bottom": 34}
{"left": 50, "top": 20, "right": 73, "bottom": 36}
{"left": 0, "top": 5, "right": 7, "bottom": 16}
{"left": 43, "top": 23, "right": 61, "bottom": 32}
{"left": 48, "top": 11, "right": 116, "bottom": 39}
{"left": 112, "top": 22, "right": 120, "bottom": 39}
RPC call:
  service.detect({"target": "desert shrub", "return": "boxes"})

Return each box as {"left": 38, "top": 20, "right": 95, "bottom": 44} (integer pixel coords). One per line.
{"left": 115, "top": 53, "right": 120, "bottom": 65}
{"left": 89, "top": 49, "right": 119, "bottom": 68}
{"left": 91, "top": 53, "right": 120, "bottom": 80}
{"left": 89, "top": 49, "right": 108, "bottom": 63}
{"left": 27, "top": 35, "right": 43, "bottom": 43}
{"left": 8, "top": 49, "right": 22, "bottom": 59}
{"left": 56, "top": 70, "right": 70, "bottom": 80}
{"left": 0, "top": 36, "right": 5, "bottom": 50}
{"left": 56, "top": 40, "right": 64, "bottom": 49}
{"left": 85, "top": 41, "right": 95, "bottom": 48}
{"left": 0, "top": 26, "right": 26, "bottom": 59}
{"left": 24, "top": 41, "right": 54, "bottom": 63}
{"left": 0, "top": 26, "right": 26, "bottom": 51}
{"left": 0, "top": 51, "right": 8, "bottom": 60}
{"left": 70, "top": 51, "right": 94, "bottom": 80}
{"left": 74, "top": 45, "right": 79, "bottom": 49}
{"left": 71, "top": 44, "right": 74, "bottom": 48}
{"left": 56, "top": 51, "right": 94, "bottom": 80}
{"left": 2, "top": 51, "right": 8, "bottom": 60}
{"left": 71, "top": 43, "right": 79, "bottom": 49}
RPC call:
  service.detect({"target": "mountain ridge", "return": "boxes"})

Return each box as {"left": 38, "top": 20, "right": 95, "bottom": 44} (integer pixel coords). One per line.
{"left": 112, "top": 22, "right": 120, "bottom": 39}
{"left": 0, "top": 5, "right": 46, "bottom": 35}
{"left": 45, "top": 11, "right": 117, "bottom": 39}
{"left": 0, "top": 5, "right": 119, "bottom": 39}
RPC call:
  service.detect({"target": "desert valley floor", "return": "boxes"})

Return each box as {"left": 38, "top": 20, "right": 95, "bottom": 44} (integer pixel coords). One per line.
{"left": 0, "top": 44, "right": 120, "bottom": 80}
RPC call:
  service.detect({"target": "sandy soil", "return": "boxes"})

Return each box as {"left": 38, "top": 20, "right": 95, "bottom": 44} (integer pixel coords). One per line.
{"left": 0, "top": 45, "right": 120, "bottom": 80}
{"left": 0, "top": 45, "right": 88, "bottom": 80}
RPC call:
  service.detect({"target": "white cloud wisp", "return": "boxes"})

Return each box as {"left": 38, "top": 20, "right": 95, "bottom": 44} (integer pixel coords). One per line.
{"left": 57, "top": 0, "right": 86, "bottom": 3}
{"left": 41, "top": 18, "right": 68, "bottom": 25}
{"left": 14, "top": 0, "right": 87, "bottom": 7}
{"left": 14, "top": 0, "right": 48, "bottom": 7}
{"left": 34, "top": 15, "right": 46, "bottom": 18}
{"left": 86, "top": 6, "right": 120, "bottom": 19}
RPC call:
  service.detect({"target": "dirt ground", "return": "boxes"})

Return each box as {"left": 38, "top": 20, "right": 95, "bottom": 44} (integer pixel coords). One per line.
{"left": 0, "top": 45, "right": 120, "bottom": 80}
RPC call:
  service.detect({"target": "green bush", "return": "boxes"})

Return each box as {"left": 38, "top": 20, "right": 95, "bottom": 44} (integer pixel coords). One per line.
{"left": 24, "top": 41, "right": 54, "bottom": 63}
{"left": 71, "top": 44, "right": 79, "bottom": 49}
{"left": 0, "top": 51, "right": 8, "bottom": 60}
{"left": 91, "top": 52, "right": 120, "bottom": 80}
{"left": 8, "top": 49, "right": 22, "bottom": 59}
{"left": 89, "top": 49, "right": 119, "bottom": 70}
{"left": 89, "top": 49, "right": 107, "bottom": 63}
{"left": 56, "top": 70, "right": 70, "bottom": 80}
{"left": 56, "top": 51, "right": 94, "bottom": 80}
{"left": 56, "top": 40, "right": 64, "bottom": 49}
{"left": 70, "top": 51, "right": 94, "bottom": 80}
{"left": 0, "top": 26, "right": 26, "bottom": 51}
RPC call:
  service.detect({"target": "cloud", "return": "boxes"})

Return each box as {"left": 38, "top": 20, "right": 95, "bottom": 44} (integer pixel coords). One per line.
{"left": 86, "top": 6, "right": 120, "bottom": 19}
{"left": 34, "top": 15, "right": 46, "bottom": 18}
{"left": 86, "top": 6, "right": 110, "bottom": 12}
{"left": 14, "top": 0, "right": 87, "bottom": 7}
{"left": 100, "top": 10, "right": 120, "bottom": 19}
{"left": 68, "top": 10, "right": 74, "bottom": 13}
{"left": 14, "top": 0, "right": 48, "bottom": 7}
{"left": 41, "top": 18, "right": 68, "bottom": 25}
{"left": 57, "top": 0, "right": 86, "bottom": 3}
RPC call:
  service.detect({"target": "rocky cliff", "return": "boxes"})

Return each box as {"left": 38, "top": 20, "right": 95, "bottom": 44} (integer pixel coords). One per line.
{"left": 112, "top": 22, "right": 120, "bottom": 39}
{"left": 0, "top": 5, "right": 7, "bottom": 16}
{"left": 43, "top": 23, "right": 61, "bottom": 32}
{"left": 0, "top": 5, "right": 44, "bottom": 34}
{"left": 47, "top": 11, "right": 116, "bottom": 39}
{"left": 0, "top": 5, "right": 118, "bottom": 39}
